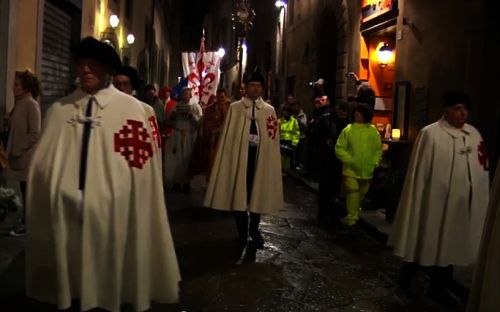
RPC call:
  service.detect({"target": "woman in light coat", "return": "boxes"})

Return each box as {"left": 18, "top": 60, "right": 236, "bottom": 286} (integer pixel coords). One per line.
{"left": 7, "top": 70, "right": 41, "bottom": 236}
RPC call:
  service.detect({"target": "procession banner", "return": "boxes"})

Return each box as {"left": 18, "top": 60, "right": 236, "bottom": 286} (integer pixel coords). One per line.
{"left": 182, "top": 38, "right": 221, "bottom": 109}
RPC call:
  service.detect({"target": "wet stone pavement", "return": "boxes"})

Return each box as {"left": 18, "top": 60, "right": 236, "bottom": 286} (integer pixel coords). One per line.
{"left": 0, "top": 177, "right": 464, "bottom": 312}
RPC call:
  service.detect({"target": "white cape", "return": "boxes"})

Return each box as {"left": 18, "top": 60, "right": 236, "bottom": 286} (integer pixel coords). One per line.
{"left": 204, "top": 97, "right": 284, "bottom": 214}
{"left": 467, "top": 159, "right": 500, "bottom": 312}
{"left": 388, "top": 118, "right": 489, "bottom": 266}
{"left": 26, "top": 85, "right": 180, "bottom": 311}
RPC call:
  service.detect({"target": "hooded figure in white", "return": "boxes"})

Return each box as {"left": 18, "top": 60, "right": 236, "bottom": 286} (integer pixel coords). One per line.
{"left": 26, "top": 37, "right": 180, "bottom": 312}
{"left": 388, "top": 91, "right": 489, "bottom": 301}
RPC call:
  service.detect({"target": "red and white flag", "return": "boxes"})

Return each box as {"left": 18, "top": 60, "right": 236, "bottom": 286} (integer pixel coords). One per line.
{"left": 182, "top": 37, "right": 222, "bottom": 109}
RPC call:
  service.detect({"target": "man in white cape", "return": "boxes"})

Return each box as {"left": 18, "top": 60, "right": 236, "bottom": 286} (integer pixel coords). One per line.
{"left": 26, "top": 37, "right": 180, "bottom": 312}
{"left": 467, "top": 159, "right": 500, "bottom": 312}
{"left": 204, "top": 72, "right": 284, "bottom": 249}
{"left": 388, "top": 91, "right": 489, "bottom": 303}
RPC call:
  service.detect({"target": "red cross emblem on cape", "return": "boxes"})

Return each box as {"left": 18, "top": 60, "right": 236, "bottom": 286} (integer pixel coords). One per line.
{"left": 478, "top": 141, "right": 489, "bottom": 171}
{"left": 266, "top": 115, "right": 278, "bottom": 140}
{"left": 114, "top": 120, "right": 153, "bottom": 169}
{"left": 148, "top": 116, "right": 162, "bottom": 149}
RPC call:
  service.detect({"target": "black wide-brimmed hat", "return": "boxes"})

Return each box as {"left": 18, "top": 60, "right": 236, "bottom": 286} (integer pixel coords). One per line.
{"left": 114, "top": 66, "right": 141, "bottom": 90}
{"left": 244, "top": 72, "right": 265, "bottom": 86}
{"left": 441, "top": 91, "right": 471, "bottom": 109}
{"left": 72, "top": 37, "right": 122, "bottom": 73}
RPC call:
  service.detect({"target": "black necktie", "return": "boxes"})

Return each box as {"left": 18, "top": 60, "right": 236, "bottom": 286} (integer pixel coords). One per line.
{"left": 79, "top": 98, "right": 94, "bottom": 190}
{"left": 250, "top": 100, "right": 257, "bottom": 135}
{"left": 247, "top": 101, "right": 258, "bottom": 202}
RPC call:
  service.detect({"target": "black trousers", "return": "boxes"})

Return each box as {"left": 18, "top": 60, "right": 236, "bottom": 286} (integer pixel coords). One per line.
{"left": 233, "top": 211, "right": 261, "bottom": 241}
{"left": 317, "top": 153, "right": 343, "bottom": 220}
{"left": 233, "top": 145, "right": 261, "bottom": 241}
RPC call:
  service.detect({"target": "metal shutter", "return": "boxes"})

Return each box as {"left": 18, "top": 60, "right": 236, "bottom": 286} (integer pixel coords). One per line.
{"left": 40, "top": 1, "right": 72, "bottom": 111}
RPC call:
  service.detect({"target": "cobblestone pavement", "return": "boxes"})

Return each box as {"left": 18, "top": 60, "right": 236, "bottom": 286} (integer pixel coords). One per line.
{"left": 0, "top": 177, "right": 464, "bottom": 311}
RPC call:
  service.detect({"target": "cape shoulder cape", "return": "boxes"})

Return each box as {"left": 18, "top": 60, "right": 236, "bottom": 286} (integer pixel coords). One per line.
{"left": 26, "top": 85, "right": 180, "bottom": 311}
{"left": 388, "top": 118, "right": 489, "bottom": 266}
{"left": 204, "top": 97, "right": 284, "bottom": 214}
{"left": 467, "top": 159, "right": 500, "bottom": 312}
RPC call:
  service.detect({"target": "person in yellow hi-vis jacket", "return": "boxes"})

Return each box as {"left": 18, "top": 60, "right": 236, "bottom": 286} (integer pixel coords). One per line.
{"left": 279, "top": 107, "right": 300, "bottom": 171}
{"left": 335, "top": 102, "right": 382, "bottom": 231}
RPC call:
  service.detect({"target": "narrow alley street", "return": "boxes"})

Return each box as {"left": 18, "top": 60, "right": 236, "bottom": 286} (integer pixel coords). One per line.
{"left": 0, "top": 176, "right": 464, "bottom": 312}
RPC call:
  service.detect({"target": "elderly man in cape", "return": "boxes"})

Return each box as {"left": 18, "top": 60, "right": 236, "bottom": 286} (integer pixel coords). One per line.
{"left": 204, "top": 72, "right": 284, "bottom": 249}
{"left": 389, "top": 91, "right": 489, "bottom": 305}
{"left": 25, "top": 37, "right": 180, "bottom": 312}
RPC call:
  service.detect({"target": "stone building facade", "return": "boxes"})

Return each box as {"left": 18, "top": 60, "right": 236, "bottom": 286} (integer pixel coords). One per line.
{"left": 283, "top": 0, "right": 500, "bottom": 169}
{"left": 0, "top": 0, "right": 175, "bottom": 119}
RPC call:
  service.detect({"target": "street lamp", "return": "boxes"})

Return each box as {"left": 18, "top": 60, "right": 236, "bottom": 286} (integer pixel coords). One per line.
{"left": 120, "top": 34, "right": 136, "bottom": 65}
{"left": 101, "top": 14, "right": 120, "bottom": 49}
{"left": 275, "top": 0, "right": 286, "bottom": 8}
{"left": 275, "top": 0, "right": 287, "bottom": 103}
{"left": 126, "top": 34, "right": 135, "bottom": 45}
{"left": 241, "top": 42, "right": 248, "bottom": 74}
{"left": 232, "top": 0, "right": 255, "bottom": 86}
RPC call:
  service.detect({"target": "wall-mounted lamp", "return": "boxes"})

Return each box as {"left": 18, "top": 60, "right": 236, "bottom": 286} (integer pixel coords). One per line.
{"left": 126, "top": 34, "right": 135, "bottom": 45}
{"left": 241, "top": 42, "right": 248, "bottom": 74}
{"left": 109, "top": 14, "right": 119, "bottom": 28}
{"left": 216, "top": 47, "right": 226, "bottom": 58}
{"left": 275, "top": 0, "right": 287, "bottom": 8}
{"left": 122, "top": 34, "right": 136, "bottom": 65}
{"left": 377, "top": 42, "right": 393, "bottom": 68}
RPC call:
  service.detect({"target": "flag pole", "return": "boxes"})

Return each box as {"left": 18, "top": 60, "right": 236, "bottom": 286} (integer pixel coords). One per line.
{"left": 196, "top": 34, "right": 206, "bottom": 108}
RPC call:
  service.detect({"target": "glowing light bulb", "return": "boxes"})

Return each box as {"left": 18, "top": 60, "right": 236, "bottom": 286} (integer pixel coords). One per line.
{"left": 126, "top": 34, "right": 135, "bottom": 45}
{"left": 216, "top": 47, "right": 226, "bottom": 58}
{"left": 109, "top": 14, "right": 119, "bottom": 28}
{"left": 377, "top": 43, "right": 393, "bottom": 67}
{"left": 275, "top": 0, "right": 286, "bottom": 8}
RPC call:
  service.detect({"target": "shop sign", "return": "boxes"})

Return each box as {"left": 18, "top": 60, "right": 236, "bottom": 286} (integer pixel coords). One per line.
{"left": 361, "top": 0, "right": 395, "bottom": 23}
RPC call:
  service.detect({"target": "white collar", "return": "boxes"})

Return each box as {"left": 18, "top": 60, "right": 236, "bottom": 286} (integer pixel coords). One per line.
{"left": 73, "top": 84, "right": 117, "bottom": 109}
{"left": 439, "top": 117, "right": 471, "bottom": 137}
{"left": 241, "top": 97, "right": 264, "bottom": 109}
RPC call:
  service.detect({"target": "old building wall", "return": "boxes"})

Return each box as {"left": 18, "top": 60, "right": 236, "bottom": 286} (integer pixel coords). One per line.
{"left": 0, "top": 0, "right": 16, "bottom": 122}
{"left": 81, "top": 0, "right": 172, "bottom": 88}
{"left": 284, "top": 0, "right": 353, "bottom": 115}
{"left": 285, "top": 0, "right": 496, "bottom": 159}
{"left": 395, "top": 0, "right": 487, "bottom": 140}
{"left": 1, "top": 0, "right": 44, "bottom": 114}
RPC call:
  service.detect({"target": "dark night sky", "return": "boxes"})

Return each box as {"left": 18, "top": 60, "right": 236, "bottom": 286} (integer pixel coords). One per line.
{"left": 180, "top": 0, "right": 210, "bottom": 50}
